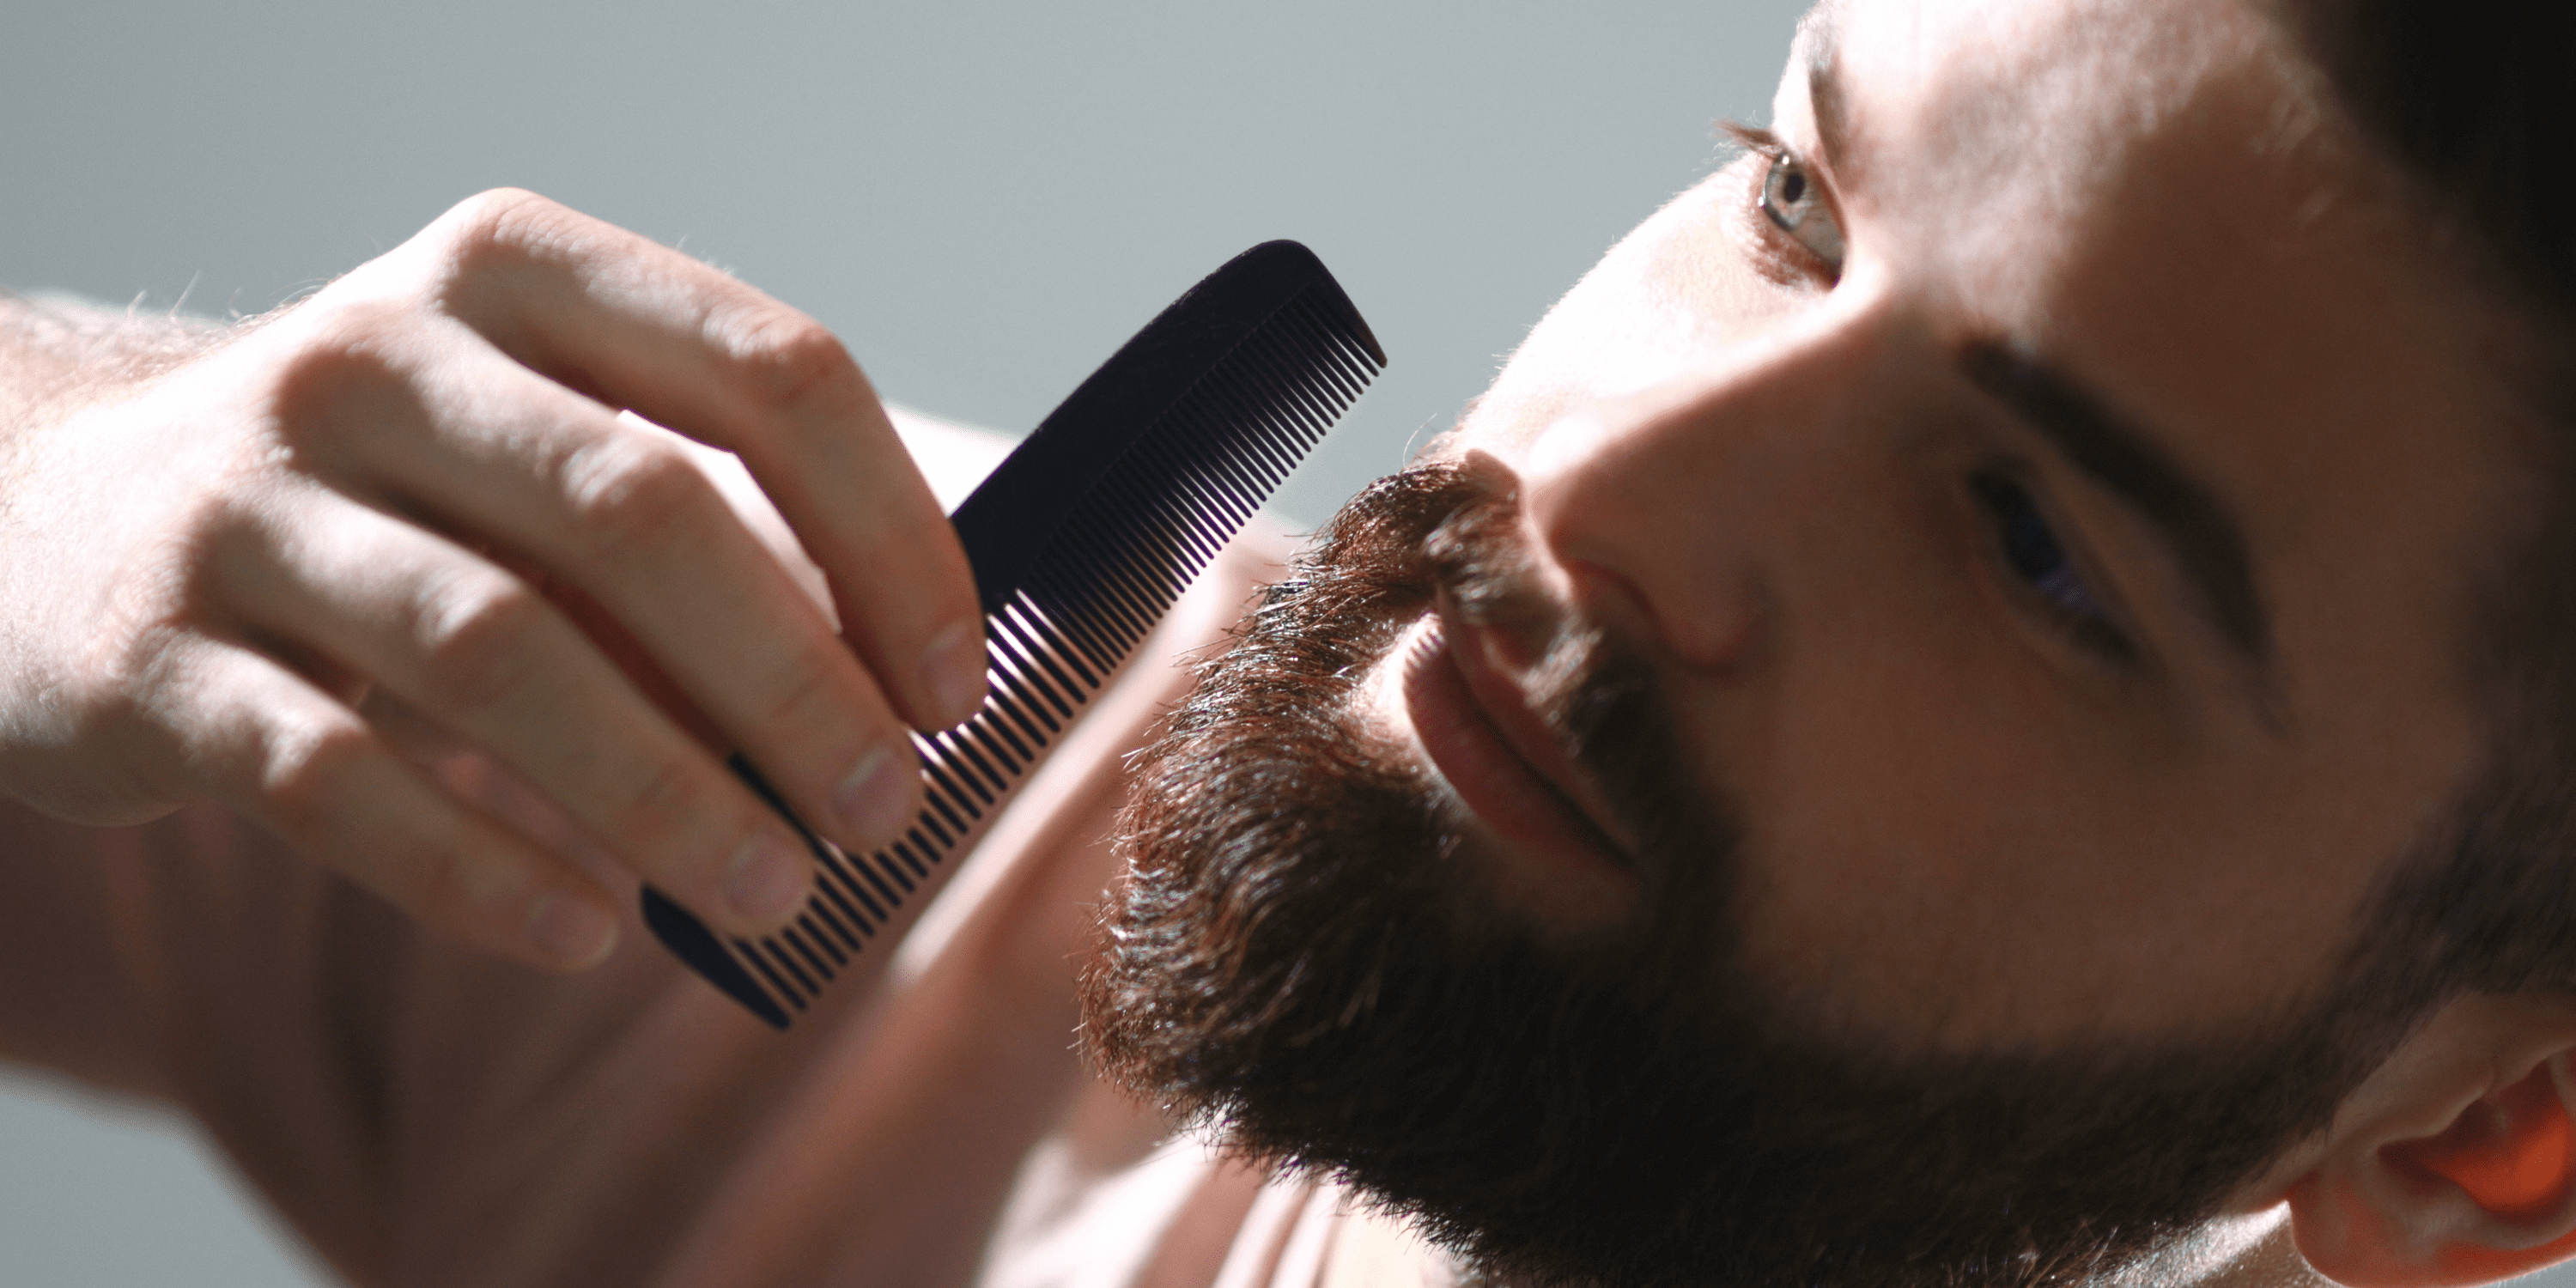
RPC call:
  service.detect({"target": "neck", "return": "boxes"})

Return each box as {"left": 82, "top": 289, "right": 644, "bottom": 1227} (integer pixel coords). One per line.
{"left": 1312, "top": 1195, "right": 2332, "bottom": 1288}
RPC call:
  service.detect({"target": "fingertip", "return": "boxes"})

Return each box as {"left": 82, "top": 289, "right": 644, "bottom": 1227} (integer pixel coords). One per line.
{"left": 919, "top": 618, "right": 987, "bottom": 729}
{"left": 528, "top": 890, "right": 622, "bottom": 970}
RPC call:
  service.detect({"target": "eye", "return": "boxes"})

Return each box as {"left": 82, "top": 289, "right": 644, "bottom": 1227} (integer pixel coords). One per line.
{"left": 1969, "top": 471, "right": 2134, "bottom": 660}
{"left": 1759, "top": 151, "right": 1845, "bottom": 274}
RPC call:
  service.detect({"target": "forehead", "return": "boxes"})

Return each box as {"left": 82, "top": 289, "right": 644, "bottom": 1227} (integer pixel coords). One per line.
{"left": 1821, "top": 0, "right": 2341, "bottom": 330}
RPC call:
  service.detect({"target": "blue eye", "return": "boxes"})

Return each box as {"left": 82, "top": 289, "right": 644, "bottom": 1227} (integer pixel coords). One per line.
{"left": 1758, "top": 151, "right": 1846, "bottom": 274}
{"left": 1971, "top": 471, "right": 2130, "bottom": 657}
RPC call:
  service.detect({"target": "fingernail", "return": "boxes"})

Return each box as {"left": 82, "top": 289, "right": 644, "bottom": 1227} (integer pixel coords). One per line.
{"left": 726, "top": 832, "right": 809, "bottom": 925}
{"left": 920, "top": 621, "right": 987, "bottom": 728}
{"left": 528, "top": 893, "right": 619, "bottom": 969}
{"left": 833, "top": 744, "right": 915, "bottom": 844}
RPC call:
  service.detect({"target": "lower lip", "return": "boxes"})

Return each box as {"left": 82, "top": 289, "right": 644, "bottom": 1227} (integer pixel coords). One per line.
{"left": 1398, "top": 619, "right": 1635, "bottom": 896}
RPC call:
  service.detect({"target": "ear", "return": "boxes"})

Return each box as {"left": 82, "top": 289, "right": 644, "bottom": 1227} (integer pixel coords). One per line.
{"left": 2283, "top": 993, "right": 2576, "bottom": 1288}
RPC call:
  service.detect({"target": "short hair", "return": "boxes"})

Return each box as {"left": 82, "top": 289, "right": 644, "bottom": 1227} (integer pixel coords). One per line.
{"left": 2297, "top": 2, "right": 2576, "bottom": 334}
{"left": 2290, "top": 0, "right": 2576, "bottom": 1040}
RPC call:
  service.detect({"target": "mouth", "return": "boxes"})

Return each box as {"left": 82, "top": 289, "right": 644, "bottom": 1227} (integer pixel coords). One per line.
{"left": 1398, "top": 604, "right": 1640, "bottom": 913}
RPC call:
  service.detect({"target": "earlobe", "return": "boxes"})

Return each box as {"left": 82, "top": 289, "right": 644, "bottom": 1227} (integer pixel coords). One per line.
{"left": 2287, "top": 1009, "right": 2576, "bottom": 1288}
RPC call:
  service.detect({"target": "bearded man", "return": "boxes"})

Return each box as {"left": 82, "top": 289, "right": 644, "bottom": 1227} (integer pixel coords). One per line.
{"left": 3, "top": 1, "right": 2572, "bottom": 1286}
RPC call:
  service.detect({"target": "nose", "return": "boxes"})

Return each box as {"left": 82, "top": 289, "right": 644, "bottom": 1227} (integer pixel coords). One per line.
{"left": 1516, "top": 313, "right": 1896, "bottom": 674}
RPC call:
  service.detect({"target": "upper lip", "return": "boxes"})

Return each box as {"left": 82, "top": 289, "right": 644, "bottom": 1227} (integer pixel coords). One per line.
{"left": 1431, "top": 591, "right": 1643, "bottom": 861}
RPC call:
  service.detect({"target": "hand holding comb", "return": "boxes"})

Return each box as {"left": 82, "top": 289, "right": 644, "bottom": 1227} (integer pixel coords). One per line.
{"left": 643, "top": 241, "right": 1386, "bottom": 1028}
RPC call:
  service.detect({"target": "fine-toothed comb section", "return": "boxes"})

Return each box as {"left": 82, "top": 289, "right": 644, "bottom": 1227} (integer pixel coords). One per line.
{"left": 642, "top": 241, "right": 1386, "bottom": 1028}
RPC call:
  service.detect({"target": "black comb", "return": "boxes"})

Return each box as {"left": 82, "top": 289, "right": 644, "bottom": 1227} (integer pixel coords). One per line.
{"left": 641, "top": 240, "right": 1385, "bottom": 1028}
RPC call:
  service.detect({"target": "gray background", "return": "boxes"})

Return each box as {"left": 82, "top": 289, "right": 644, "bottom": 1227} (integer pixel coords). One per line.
{"left": 7, "top": 3, "right": 2551, "bottom": 1287}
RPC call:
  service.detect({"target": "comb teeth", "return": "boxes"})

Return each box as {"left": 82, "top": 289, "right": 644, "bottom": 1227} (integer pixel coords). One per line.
{"left": 1023, "top": 290, "right": 1381, "bottom": 668}
{"left": 643, "top": 252, "right": 1384, "bottom": 1029}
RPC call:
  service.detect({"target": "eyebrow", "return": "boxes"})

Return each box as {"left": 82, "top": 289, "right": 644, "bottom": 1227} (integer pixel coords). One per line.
{"left": 1801, "top": 1, "right": 1853, "bottom": 179}
{"left": 1957, "top": 340, "right": 2273, "bottom": 666}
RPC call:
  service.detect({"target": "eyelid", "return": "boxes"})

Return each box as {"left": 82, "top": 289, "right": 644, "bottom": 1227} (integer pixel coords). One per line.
{"left": 1720, "top": 121, "right": 1790, "bottom": 159}
{"left": 1719, "top": 121, "right": 1846, "bottom": 283}
{"left": 1967, "top": 463, "right": 2145, "bottom": 666}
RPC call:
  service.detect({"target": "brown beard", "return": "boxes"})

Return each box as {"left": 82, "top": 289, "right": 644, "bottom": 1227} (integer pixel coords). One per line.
{"left": 1079, "top": 462, "right": 2366, "bottom": 1288}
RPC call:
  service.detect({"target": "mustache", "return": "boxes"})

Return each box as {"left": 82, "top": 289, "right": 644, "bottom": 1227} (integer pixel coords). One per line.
{"left": 1408, "top": 461, "right": 1718, "bottom": 897}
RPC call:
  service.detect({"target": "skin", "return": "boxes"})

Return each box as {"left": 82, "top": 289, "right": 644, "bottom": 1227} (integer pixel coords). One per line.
{"left": 0, "top": 191, "right": 989, "bottom": 970}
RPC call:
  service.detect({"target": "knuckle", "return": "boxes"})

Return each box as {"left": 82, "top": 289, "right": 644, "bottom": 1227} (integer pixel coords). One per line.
{"left": 439, "top": 187, "right": 560, "bottom": 254}
{"left": 559, "top": 438, "right": 718, "bottom": 565}
{"left": 758, "top": 644, "right": 851, "bottom": 736}
{"left": 417, "top": 187, "right": 575, "bottom": 301}
{"left": 264, "top": 309, "right": 409, "bottom": 422}
{"left": 88, "top": 530, "right": 234, "bottom": 712}
{"left": 255, "top": 714, "right": 375, "bottom": 841}
{"left": 422, "top": 835, "right": 526, "bottom": 918}
{"left": 100, "top": 592, "right": 198, "bottom": 698}
{"left": 407, "top": 841, "right": 478, "bottom": 920}
{"left": 612, "top": 754, "right": 719, "bottom": 858}
{"left": 69, "top": 620, "right": 187, "bottom": 763}
{"left": 297, "top": 292, "right": 420, "bottom": 345}
{"left": 720, "top": 312, "right": 867, "bottom": 415}
{"left": 240, "top": 308, "right": 427, "bottom": 471}
{"left": 410, "top": 572, "right": 552, "bottom": 712}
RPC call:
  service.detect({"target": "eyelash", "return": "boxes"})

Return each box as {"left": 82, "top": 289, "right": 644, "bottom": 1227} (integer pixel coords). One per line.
{"left": 1722, "top": 123, "right": 1844, "bottom": 285}
{"left": 1968, "top": 469, "right": 2137, "bottom": 663}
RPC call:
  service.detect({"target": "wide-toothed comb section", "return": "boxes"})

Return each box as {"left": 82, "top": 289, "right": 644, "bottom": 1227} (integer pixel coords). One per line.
{"left": 642, "top": 247, "right": 1384, "bottom": 1029}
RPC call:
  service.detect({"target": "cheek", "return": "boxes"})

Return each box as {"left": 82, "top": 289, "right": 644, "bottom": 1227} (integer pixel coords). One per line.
{"left": 1445, "top": 173, "right": 1809, "bottom": 466}
{"left": 1716, "top": 506, "right": 2064, "bottom": 1033}
{"left": 1728, "top": 610, "right": 2372, "bottom": 1053}
{"left": 1743, "top": 643, "right": 2105, "bottom": 1036}
{"left": 1700, "top": 467, "right": 2280, "bottom": 1048}
{"left": 1732, "top": 665, "right": 2171, "bottom": 1049}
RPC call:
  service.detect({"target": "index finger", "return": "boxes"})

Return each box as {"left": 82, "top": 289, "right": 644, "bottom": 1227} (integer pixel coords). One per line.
{"left": 384, "top": 188, "right": 987, "bottom": 732}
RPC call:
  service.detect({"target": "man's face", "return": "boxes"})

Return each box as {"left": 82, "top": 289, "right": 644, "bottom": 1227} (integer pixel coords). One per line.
{"left": 1427, "top": 0, "right": 2532, "bottom": 1052}
{"left": 1085, "top": 0, "right": 2540, "bottom": 1284}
